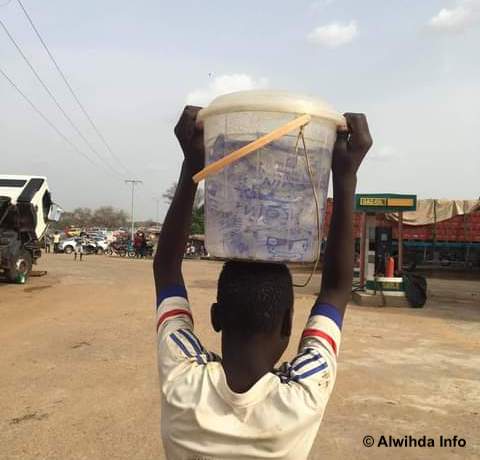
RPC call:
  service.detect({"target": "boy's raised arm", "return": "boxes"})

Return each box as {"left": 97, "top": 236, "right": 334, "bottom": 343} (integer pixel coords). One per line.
{"left": 317, "top": 113, "right": 372, "bottom": 319}
{"left": 153, "top": 106, "right": 204, "bottom": 299}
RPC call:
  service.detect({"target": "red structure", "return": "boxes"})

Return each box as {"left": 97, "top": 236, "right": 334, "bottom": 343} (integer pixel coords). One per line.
{"left": 322, "top": 199, "right": 480, "bottom": 242}
{"left": 322, "top": 199, "right": 480, "bottom": 270}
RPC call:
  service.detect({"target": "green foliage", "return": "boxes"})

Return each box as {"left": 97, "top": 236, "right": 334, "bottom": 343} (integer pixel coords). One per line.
{"left": 162, "top": 182, "right": 177, "bottom": 204}
{"left": 92, "top": 206, "right": 129, "bottom": 228}
{"left": 163, "top": 182, "right": 205, "bottom": 235}
{"left": 57, "top": 206, "right": 128, "bottom": 229}
{"left": 191, "top": 205, "right": 204, "bottom": 235}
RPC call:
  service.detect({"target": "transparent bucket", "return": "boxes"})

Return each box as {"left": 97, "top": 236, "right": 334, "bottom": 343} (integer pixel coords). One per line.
{"left": 202, "top": 111, "right": 337, "bottom": 263}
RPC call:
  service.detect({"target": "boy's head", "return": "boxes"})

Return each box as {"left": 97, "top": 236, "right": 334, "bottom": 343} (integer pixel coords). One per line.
{"left": 211, "top": 261, "right": 294, "bottom": 360}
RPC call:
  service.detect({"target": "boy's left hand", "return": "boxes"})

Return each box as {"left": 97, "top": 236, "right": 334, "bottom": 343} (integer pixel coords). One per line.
{"left": 174, "top": 105, "right": 205, "bottom": 176}
{"left": 332, "top": 113, "right": 372, "bottom": 181}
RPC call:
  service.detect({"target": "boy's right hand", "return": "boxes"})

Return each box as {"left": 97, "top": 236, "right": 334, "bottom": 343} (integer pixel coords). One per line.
{"left": 332, "top": 113, "right": 372, "bottom": 181}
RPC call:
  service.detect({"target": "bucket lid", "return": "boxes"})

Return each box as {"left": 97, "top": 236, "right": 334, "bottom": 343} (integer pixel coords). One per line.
{"left": 198, "top": 90, "right": 344, "bottom": 126}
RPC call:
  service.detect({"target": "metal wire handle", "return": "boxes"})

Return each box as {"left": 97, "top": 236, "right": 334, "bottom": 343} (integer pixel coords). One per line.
{"left": 292, "top": 126, "right": 322, "bottom": 288}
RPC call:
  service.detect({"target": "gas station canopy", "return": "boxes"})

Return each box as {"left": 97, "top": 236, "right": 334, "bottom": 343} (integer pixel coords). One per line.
{"left": 355, "top": 194, "right": 417, "bottom": 213}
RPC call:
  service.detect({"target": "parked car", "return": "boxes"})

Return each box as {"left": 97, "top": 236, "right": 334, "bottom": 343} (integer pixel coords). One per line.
{"left": 92, "top": 237, "right": 109, "bottom": 255}
{"left": 58, "top": 237, "right": 82, "bottom": 254}
{"left": 58, "top": 237, "right": 107, "bottom": 255}
{"left": 65, "top": 226, "right": 81, "bottom": 237}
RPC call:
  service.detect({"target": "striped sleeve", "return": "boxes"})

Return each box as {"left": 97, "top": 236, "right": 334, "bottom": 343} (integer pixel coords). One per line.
{"left": 300, "top": 303, "right": 342, "bottom": 360}
{"left": 156, "top": 284, "right": 193, "bottom": 337}
{"left": 275, "top": 303, "right": 342, "bottom": 403}
{"left": 156, "top": 285, "right": 220, "bottom": 381}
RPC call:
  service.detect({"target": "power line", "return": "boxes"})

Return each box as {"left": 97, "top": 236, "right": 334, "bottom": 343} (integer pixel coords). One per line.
{"left": 0, "top": 64, "right": 103, "bottom": 170}
{"left": 0, "top": 17, "right": 124, "bottom": 179}
{"left": 2, "top": 4, "right": 164, "bottom": 217}
{"left": 11, "top": 1, "right": 167, "bottom": 210}
{"left": 15, "top": 0, "right": 133, "bottom": 177}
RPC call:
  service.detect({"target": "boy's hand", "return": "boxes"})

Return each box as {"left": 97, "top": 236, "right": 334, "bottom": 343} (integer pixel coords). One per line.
{"left": 174, "top": 105, "right": 205, "bottom": 176}
{"left": 332, "top": 113, "right": 372, "bottom": 181}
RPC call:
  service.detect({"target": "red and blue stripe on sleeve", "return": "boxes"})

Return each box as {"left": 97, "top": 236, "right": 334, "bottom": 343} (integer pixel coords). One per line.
{"left": 156, "top": 284, "right": 193, "bottom": 333}
{"left": 301, "top": 303, "right": 342, "bottom": 357}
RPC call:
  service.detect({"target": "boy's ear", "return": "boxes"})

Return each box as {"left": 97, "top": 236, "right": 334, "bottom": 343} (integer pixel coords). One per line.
{"left": 210, "top": 302, "right": 223, "bottom": 332}
{"left": 280, "top": 306, "right": 293, "bottom": 338}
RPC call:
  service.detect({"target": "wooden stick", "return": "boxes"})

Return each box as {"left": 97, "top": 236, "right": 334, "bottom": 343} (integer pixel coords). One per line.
{"left": 193, "top": 114, "right": 311, "bottom": 183}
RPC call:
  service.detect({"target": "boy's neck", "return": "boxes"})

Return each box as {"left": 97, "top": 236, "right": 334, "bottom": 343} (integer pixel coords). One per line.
{"left": 221, "top": 335, "right": 275, "bottom": 394}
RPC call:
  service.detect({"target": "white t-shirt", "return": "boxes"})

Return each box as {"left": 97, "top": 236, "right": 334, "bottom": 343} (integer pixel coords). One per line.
{"left": 156, "top": 285, "right": 342, "bottom": 460}
{"left": 75, "top": 241, "right": 84, "bottom": 253}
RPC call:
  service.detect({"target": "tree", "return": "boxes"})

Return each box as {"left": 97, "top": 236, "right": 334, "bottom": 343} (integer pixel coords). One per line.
{"left": 91, "top": 206, "right": 128, "bottom": 228}
{"left": 136, "top": 219, "right": 157, "bottom": 228}
{"left": 57, "top": 206, "right": 128, "bottom": 230}
{"left": 163, "top": 182, "right": 204, "bottom": 209}
{"left": 162, "top": 182, "right": 177, "bottom": 204}
{"left": 56, "top": 211, "right": 75, "bottom": 229}
{"left": 191, "top": 205, "right": 205, "bottom": 235}
{"left": 72, "top": 207, "right": 93, "bottom": 226}
{"left": 162, "top": 182, "right": 205, "bottom": 234}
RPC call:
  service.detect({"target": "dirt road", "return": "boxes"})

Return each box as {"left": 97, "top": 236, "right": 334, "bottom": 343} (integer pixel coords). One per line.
{"left": 1, "top": 254, "right": 479, "bottom": 459}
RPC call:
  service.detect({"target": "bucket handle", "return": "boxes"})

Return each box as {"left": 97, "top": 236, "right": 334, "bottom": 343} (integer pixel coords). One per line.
{"left": 192, "top": 114, "right": 312, "bottom": 183}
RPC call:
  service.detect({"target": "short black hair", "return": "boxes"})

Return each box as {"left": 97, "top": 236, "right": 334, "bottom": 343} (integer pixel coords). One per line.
{"left": 217, "top": 261, "right": 293, "bottom": 336}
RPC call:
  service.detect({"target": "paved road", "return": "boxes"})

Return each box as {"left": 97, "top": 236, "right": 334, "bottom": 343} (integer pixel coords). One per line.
{"left": 1, "top": 254, "right": 479, "bottom": 459}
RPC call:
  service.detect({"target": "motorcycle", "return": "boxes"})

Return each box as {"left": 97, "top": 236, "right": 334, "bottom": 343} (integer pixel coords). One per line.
{"left": 106, "top": 240, "right": 135, "bottom": 257}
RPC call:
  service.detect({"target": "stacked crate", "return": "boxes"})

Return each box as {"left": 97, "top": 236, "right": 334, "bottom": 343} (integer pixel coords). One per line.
{"left": 322, "top": 198, "right": 480, "bottom": 243}
{"left": 467, "top": 211, "right": 480, "bottom": 242}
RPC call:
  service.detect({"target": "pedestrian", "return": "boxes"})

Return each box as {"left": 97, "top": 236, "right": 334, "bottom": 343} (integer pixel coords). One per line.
{"left": 134, "top": 231, "right": 143, "bottom": 258}
{"left": 152, "top": 106, "right": 372, "bottom": 459}
{"left": 44, "top": 234, "right": 51, "bottom": 253}
{"left": 53, "top": 231, "right": 61, "bottom": 253}
{"left": 74, "top": 238, "right": 84, "bottom": 261}
{"left": 140, "top": 233, "right": 147, "bottom": 258}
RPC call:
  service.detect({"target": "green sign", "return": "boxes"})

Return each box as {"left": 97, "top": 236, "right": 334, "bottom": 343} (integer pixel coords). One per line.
{"left": 355, "top": 194, "right": 417, "bottom": 213}
{"left": 366, "top": 279, "right": 405, "bottom": 292}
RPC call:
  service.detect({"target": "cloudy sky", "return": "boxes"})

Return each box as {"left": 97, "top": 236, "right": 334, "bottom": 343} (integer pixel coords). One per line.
{"left": 1, "top": 0, "right": 479, "bottom": 219}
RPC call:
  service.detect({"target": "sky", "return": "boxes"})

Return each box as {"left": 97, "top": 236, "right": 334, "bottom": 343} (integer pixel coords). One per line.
{"left": 1, "top": 0, "right": 479, "bottom": 220}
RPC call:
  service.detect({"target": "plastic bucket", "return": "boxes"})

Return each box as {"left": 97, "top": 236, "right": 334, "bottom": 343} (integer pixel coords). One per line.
{"left": 196, "top": 90, "right": 344, "bottom": 263}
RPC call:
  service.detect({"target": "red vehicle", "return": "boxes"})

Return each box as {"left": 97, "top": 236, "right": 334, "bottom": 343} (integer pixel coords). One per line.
{"left": 322, "top": 199, "right": 480, "bottom": 270}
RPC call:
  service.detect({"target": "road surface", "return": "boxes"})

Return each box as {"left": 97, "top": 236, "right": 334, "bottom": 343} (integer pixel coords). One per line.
{"left": 1, "top": 254, "right": 479, "bottom": 459}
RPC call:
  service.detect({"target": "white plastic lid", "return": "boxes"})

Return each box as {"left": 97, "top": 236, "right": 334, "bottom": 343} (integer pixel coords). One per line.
{"left": 198, "top": 90, "right": 344, "bottom": 126}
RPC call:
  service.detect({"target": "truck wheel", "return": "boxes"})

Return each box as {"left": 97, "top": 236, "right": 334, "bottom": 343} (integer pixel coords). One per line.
{"left": 64, "top": 245, "right": 74, "bottom": 254}
{"left": 6, "top": 250, "right": 32, "bottom": 283}
{"left": 96, "top": 247, "right": 104, "bottom": 255}
{"left": 440, "top": 258, "right": 451, "bottom": 267}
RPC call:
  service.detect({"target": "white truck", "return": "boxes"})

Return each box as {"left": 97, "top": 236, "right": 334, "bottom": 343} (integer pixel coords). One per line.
{"left": 0, "top": 175, "right": 62, "bottom": 282}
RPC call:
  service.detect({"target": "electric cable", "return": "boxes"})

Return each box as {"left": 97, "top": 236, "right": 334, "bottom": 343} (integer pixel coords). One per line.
{"left": 0, "top": 17, "right": 125, "bottom": 179}
{"left": 15, "top": 0, "right": 132, "bottom": 177}
{"left": 0, "top": 64, "right": 109, "bottom": 171}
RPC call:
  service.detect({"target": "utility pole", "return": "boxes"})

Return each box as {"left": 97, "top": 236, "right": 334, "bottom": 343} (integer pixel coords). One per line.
{"left": 152, "top": 197, "right": 161, "bottom": 226}
{"left": 125, "top": 179, "right": 142, "bottom": 240}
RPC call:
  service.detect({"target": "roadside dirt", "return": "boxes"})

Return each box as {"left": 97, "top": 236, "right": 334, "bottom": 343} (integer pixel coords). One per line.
{"left": 0, "top": 254, "right": 478, "bottom": 459}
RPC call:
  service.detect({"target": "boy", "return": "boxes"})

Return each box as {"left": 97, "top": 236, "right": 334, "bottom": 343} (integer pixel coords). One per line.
{"left": 53, "top": 231, "right": 61, "bottom": 253}
{"left": 153, "top": 106, "right": 372, "bottom": 459}
{"left": 74, "top": 237, "right": 84, "bottom": 261}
